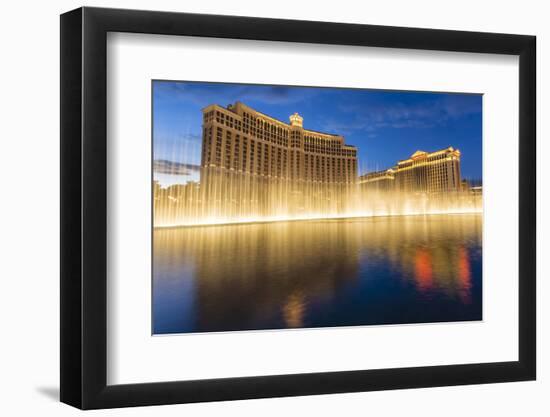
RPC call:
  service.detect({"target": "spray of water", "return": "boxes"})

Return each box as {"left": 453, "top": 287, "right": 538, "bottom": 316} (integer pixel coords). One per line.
{"left": 153, "top": 176, "right": 482, "bottom": 228}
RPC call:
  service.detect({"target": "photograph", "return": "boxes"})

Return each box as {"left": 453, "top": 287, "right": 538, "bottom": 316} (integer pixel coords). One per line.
{"left": 152, "top": 81, "right": 483, "bottom": 335}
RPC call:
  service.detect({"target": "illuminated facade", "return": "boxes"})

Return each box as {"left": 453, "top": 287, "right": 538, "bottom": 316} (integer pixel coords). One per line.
{"left": 154, "top": 109, "right": 479, "bottom": 226}
{"left": 359, "top": 147, "right": 462, "bottom": 193}
{"left": 200, "top": 102, "right": 357, "bottom": 183}
{"left": 199, "top": 102, "right": 358, "bottom": 218}
{"left": 358, "top": 168, "right": 396, "bottom": 192}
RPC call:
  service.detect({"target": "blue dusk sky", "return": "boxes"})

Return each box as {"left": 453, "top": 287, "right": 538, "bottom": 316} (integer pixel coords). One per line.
{"left": 153, "top": 80, "right": 482, "bottom": 185}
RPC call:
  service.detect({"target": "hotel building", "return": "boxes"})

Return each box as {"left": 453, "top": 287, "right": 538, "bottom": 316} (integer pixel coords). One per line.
{"left": 359, "top": 147, "right": 462, "bottom": 193}
{"left": 201, "top": 102, "right": 357, "bottom": 183}
{"left": 200, "top": 102, "right": 358, "bottom": 217}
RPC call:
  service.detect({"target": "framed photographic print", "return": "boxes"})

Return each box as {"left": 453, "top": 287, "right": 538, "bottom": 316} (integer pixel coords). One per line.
{"left": 60, "top": 7, "right": 536, "bottom": 409}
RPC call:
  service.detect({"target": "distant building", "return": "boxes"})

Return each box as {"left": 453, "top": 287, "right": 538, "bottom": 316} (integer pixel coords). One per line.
{"left": 358, "top": 168, "right": 396, "bottom": 191}
{"left": 470, "top": 186, "right": 482, "bottom": 196}
{"left": 359, "top": 147, "right": 462, "bottom": 193}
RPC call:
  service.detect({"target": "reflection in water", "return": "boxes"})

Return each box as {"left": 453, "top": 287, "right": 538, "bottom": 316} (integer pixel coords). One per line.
{"left": 457, "top": 247, "right": 473, "bottom": 304}
{"left": 282, "top": 291, "right": 306, "bottom": 328}
{"left": 414, "top": 248, "right": 433, "bottom": 291}
{"left": 153, "top": 214, "right": 482, "bottom": 334}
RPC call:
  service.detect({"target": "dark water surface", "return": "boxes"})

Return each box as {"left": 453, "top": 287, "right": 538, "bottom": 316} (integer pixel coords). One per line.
{"left": 153, "top": 214, "right": 482, "bottom": 334}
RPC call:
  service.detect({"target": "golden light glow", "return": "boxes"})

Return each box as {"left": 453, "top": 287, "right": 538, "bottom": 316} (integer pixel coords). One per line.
{"left": 282, "top": 292, "right": 306, "bottom": 328}
{"left": 154, "top": 102, "right": 481, "bottom": 228}
{"left": 154, "top": 182, "right": 482, "bottom": 228}
{"left": 155, "top": 206, "right": 482, "bottom": 228}
{"left": 154, "top": 214, "right": 481, "bottom": 330}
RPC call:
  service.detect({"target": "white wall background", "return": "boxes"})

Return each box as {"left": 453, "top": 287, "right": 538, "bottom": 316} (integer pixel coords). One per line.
{"left": 0, "top": 0, "right": 546, "bottom": 415}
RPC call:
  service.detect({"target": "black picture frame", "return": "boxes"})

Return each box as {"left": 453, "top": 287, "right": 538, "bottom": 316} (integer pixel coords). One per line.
{"left": 60, "top": 6, "right": 536, "bottom": 409}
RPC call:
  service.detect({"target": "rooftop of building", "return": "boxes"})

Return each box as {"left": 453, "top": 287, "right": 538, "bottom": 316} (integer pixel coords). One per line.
{"left": 203, "top": 101, "right": 356, "bottom": 148}
{"left": 360, "top": 146, "right": 461, "bottom": 178}
{"left": 398, "top": 146, "right": 461, "bottom": 165}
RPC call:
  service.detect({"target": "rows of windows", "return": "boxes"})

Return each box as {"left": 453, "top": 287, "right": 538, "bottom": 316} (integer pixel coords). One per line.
{"left": 360, "top": 170, "right": 395, "bottom": 183}
{"left": 426, "top": 162, "right": 456, "bottom": 191}
{"left": 399, "top": 152, "right": 458, "bottom": 169}
{"left": 203, "top": 126, "right": 356, "bottom": 182}
{"left": 204, "top": 109, "right": 290, "bottom": 147}
{"left": 304, "top": 153, "right": 356, "bottom": 182}
{"left": 359, "top": 152, "right": 461, "bottom": 192}
{"left": 203, "top": 107, "right": 357, "bottom": 158}
{"left": 395, "top": 161, "right": 460, "bottom": 192}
